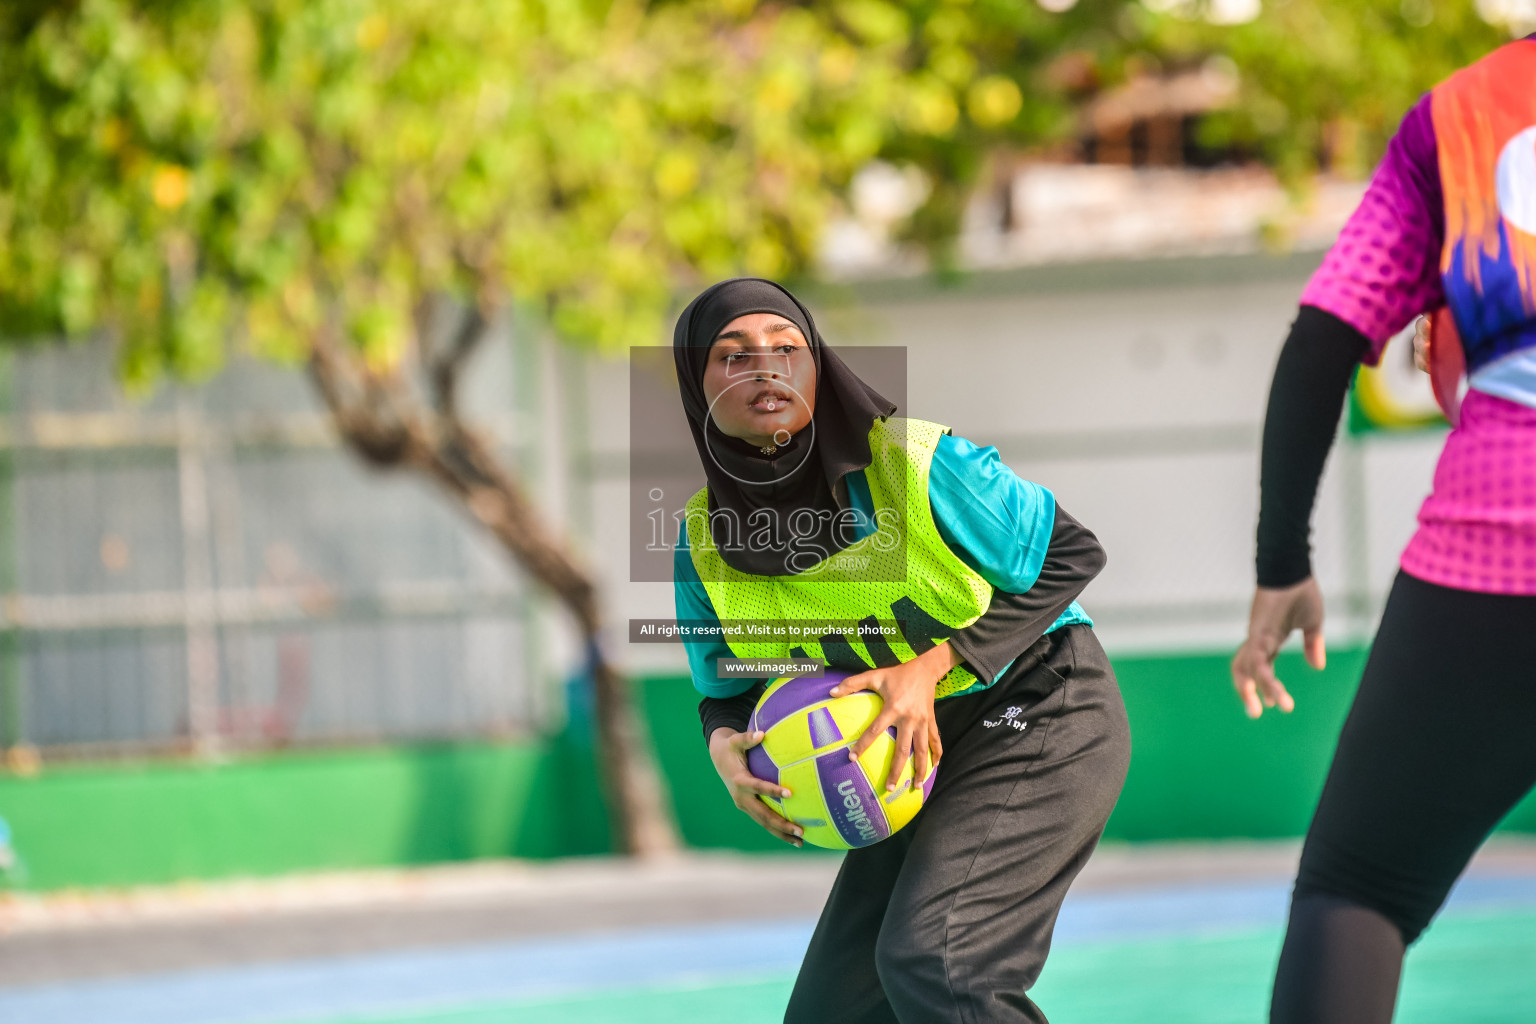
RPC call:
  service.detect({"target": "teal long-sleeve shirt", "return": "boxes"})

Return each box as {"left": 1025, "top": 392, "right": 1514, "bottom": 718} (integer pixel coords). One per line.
{"left": 674, "top": 431, "right": 1091, "bottom": 698}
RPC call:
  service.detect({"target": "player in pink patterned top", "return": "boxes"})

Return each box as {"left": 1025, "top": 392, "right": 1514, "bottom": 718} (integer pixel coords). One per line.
{"left": 1232, "top": 34, "right": 1536, "bottom": 1024}
{"left": 1299, "top": 95, "right": 1446, "bottom": 352}
{"left": 1299, "top": 89, "right": 1536, "bottom": 595}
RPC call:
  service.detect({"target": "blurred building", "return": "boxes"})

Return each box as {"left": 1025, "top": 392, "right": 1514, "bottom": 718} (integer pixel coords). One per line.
{"left": 828, "top": 65, "right": 1369, "bottom": 276}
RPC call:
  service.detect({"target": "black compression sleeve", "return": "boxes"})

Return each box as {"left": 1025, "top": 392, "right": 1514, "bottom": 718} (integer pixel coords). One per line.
{"left": 1256, "top": 305, "right": 1371, "bottom": 588}
{"left": 699, "top": 681, "right": 767, "bottom": 744}
{"left": 946, "top": 504, "right": 1106, "bottom": 683}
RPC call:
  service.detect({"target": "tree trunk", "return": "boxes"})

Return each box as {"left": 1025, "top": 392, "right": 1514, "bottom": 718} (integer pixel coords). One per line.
{"left": 589, "top": 649, "right": 683, "bottom": 856}
{"left": 307, "top": 334, "right": 681, "bottom": 857}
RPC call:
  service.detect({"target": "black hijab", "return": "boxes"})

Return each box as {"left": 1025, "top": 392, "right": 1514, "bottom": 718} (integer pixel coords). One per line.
{"left": 673, "top": 278, "right": 897, "bottom": 576}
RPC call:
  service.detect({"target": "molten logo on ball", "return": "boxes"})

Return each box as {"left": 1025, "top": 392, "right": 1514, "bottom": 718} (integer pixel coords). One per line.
{"left": 837, "top": 779, "right": 880, "bottom": 845}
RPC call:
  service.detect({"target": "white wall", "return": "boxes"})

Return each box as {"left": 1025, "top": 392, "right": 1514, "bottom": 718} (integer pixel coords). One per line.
{"left": 544, "top": 254, "right": 1445, "bottom": 686}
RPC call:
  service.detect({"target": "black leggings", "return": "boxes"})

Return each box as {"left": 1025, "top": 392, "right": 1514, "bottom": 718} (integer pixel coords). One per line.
{"left": 1271, "top": 571, "right": 1536, "bottom": 1024}
{"left": 785, "top": 626, "right": 1130, "bottom": 1024}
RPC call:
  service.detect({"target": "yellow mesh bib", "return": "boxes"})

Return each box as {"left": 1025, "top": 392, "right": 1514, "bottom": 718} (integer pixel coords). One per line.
{"left": 686, "top": 417, "right": 994, "bottom": 698}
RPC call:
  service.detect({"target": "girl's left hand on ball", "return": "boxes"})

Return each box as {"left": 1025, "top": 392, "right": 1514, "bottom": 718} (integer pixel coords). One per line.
{"left": 829, "top": 643, "right": 956, "bottom": 793}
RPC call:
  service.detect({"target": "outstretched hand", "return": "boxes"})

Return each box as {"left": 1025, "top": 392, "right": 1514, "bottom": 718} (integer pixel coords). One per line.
{"left": 828, "top": 642, "right": 956, "bottom": 792}
{"left": 1231, "top": 577, "right": 1327, "bottom": 718}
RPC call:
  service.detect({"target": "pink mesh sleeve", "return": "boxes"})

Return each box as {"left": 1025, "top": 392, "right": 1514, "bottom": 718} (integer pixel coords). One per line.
{"left": 1299, "top": 95, "right": 1445, "bottom": 366}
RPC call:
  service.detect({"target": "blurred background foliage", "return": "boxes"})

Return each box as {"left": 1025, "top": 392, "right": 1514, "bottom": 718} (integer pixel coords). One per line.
{"left": 0, "top": 0, "right": 1523, "bottom": 376}
{"left": 0, "top": 0, "right": 1529, "bottom": 858}
{"left": 1143, "top": 0, "right": 1510, "bottom": 183}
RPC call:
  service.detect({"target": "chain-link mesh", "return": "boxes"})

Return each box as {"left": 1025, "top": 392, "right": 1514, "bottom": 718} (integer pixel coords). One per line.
{"left": 0, "top": 340, "right": 542, "bottom": 757}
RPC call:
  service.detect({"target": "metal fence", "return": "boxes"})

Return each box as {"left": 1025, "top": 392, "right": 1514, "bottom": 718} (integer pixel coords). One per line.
{"left": 0, "top": 337, "right": 546, "bottom": 758}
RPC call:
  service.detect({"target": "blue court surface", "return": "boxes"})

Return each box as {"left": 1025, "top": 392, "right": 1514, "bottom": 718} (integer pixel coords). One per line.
{"left": 2, "top": 864, "right": 1534, "bottom": 1023}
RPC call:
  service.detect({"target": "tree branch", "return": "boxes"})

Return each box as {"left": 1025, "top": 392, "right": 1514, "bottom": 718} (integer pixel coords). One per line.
{"left": 431, "top": 304, "right": 489, "bottom": 419}
{"left": 307, "top": 329, "right": 414, "bottom": 467}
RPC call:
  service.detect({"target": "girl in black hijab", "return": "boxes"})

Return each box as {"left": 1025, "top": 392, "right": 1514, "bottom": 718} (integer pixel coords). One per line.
{"left": 671, "top": 277, "right": 1129, "bottom": 1024}
{"left": 671, "top": 276, "right": 896, "bottom": 576}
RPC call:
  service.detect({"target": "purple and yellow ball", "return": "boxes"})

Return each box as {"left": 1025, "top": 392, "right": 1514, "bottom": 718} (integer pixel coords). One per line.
{"left": 745, "top": 671, "right": 938, "bottom": 850}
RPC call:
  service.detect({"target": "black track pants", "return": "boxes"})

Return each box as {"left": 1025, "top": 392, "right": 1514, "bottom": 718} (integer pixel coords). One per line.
{"left": 1272, "top": 571, "right": 1536, "bottom": 1024}
{"left": 784, "top": 625, "right": 1131, "bottom": 1024}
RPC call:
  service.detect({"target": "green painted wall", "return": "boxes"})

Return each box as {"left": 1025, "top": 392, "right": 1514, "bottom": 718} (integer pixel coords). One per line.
{"left": 1109, "top": 647, "right": 1368, "bottom": 840}
{"left": 0, "top": 737, "right": 609, "bottom": 890}
{"left": 4, "top": 647, "right": 1535, "bottom": 890}
{"left": 644, "top": 646, "right": 1536, "bottom": 849}
{"left": 1100, "top": 645, "right": 1536, "bottom": 838}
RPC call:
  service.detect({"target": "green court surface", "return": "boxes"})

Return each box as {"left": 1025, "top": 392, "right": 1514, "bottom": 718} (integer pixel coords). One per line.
{"left": 317, "top": 908, "right": 1536, "bottom": 1024}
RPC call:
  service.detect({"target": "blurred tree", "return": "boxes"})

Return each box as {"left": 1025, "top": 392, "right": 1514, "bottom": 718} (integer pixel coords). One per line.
{"left": 0, "top": 0, "right": 1523, "bottom": 853}
{"left": 1138, "top": 0, "right": 1514, "bottom": 185}
{"left": 0, "top": 0, "right": 1130, "bottom": 857}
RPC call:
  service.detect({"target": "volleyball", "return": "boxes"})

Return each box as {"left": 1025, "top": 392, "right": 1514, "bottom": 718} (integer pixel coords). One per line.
{"left": 745, "top": 672, "right": 937, "bottom": 850}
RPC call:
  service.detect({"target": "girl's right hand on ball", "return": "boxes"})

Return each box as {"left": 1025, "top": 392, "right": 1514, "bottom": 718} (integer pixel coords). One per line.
{"left": 708, "top": 727, "right": 804, "bottom": 848}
